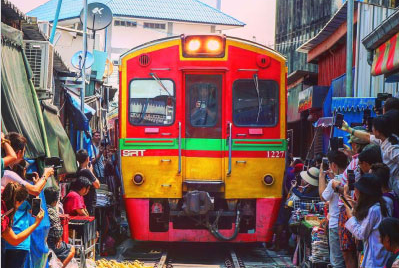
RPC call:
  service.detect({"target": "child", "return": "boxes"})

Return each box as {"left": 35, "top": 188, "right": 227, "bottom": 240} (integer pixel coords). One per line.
{"left": 378, "top": 217, "right": 399, "bottom": 268}
{"left": 63, "top": 177, "right": 91, "bottom": 216}
{"left": 344, "top": 174, "right": 391, "bottom": 268}
{"left": 44, "top": 187, "right": 75, "bottom": 268}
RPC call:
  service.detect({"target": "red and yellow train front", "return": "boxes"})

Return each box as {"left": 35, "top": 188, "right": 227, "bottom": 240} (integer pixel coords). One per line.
{"left": 119, "top": 35, "right": 287, "bottom": 242}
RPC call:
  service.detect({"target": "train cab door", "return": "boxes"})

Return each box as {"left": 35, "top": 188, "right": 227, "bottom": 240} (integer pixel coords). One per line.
{"left": 183, "top": 73, "right": 224, "bottom": 188}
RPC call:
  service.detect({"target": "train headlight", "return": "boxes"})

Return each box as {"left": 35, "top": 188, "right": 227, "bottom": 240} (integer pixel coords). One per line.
{"left": 187, "top": 39, "right": 201, "bottom": 52}
{"left": 182, "top": 35, "right": 226, "bottom": 58}
{"left": 133, "top": 173, "right": 144, "bottom": 185}
{"left": 206, "top": 39, "right": 221, "bottom": 52}
{"left": 263, "top": 174, "right": 275, "bottom": 186}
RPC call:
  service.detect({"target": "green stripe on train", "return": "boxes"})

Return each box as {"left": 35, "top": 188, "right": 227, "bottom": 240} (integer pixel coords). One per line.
{"left": 120, "top": 138, "right": 287, "bottom": 151}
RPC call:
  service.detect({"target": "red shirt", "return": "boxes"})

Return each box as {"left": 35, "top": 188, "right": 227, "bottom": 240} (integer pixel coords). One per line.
{"left": 63, "top": 191, "right": 86, "bottom": 216}
{"left": 1, "top": 200, "right": 10, "bottom": 233}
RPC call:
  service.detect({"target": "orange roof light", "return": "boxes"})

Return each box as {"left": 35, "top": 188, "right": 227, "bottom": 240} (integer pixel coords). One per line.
{"left": 182, "top": 35, "right": 226, "bottom": 58}
{"left": 187, "top": 39, "right": 201, "bottom": 52}
{"left": 206, "top": 39, "right": 221, "bottom": 52}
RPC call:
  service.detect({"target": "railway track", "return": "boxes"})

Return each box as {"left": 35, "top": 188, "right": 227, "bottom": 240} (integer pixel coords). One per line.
{"left": 126, "top": 242, "right": 295, "bottom": 268}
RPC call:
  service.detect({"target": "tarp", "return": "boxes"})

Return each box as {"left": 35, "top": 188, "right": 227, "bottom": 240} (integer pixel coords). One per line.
{"left": 372, "top": 32, "right": 399, "bottom": 76}
{"left": 65, "top": 91, "right": 95, "bottom": 131}
{"left": 1, "top": 23, "right": 45, "bottom": 158}
{"left": 92, "top": 50, "right": 108, "bottom": 81}
{"left": 42, "top": 102, "right": 77, "bottom": 174}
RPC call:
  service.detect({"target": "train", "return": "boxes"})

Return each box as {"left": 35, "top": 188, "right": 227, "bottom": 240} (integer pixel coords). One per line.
{"left": 118, "top": 34, "right": 287, "bottom": 242}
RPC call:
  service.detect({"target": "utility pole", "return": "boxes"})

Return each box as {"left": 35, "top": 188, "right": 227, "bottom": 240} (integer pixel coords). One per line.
{"left": 346, "top": 0, "right": 354, "bottom": 97}
{"left": 81, "top": 0, "right": 88, "bottom": 149}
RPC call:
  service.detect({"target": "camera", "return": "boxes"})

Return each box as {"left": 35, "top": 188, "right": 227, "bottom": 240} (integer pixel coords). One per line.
{"left": 362, "top": 108, "right": 371, "bottom": 125}
{"left": 334, "top": 113, "right": 344, "bottom": 128}
{"left": 347, "top": 169, "right": 355, "bottom": 191}
{"left": 322, "top": 157, "right": 329, "bottom": 171}
{"left": 375, "top": 93, "right": 392, "bottom": 114}
{"left": 330, "top": 137, "right": 344, "bottom": 151}
{"left": 44, "top": 157, "right": 63, "bottom": 176}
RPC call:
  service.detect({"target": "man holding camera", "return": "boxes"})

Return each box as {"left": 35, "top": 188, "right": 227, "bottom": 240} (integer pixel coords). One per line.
{"left": 319, "top": 150, "right": 348, "bottom": 268}
{"left": 91, "top": 131, "right": 105, "bottom": 184}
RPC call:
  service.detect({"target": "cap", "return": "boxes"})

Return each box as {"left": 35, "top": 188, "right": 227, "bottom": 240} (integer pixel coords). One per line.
{"left": 354, "top": 173, "right": 382, "bottom": 196}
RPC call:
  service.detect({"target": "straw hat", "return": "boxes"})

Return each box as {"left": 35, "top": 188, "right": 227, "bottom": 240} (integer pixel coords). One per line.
{"left": 300, "top": 167, "right": 320, "bottom": 186}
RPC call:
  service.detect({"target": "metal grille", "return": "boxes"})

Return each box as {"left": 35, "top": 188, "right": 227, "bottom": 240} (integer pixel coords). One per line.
{"left": 25, "top": 44, "right": 43, "bottom": 88}
{"left": 138, "top": 54, "right": 151, "bottom": 67}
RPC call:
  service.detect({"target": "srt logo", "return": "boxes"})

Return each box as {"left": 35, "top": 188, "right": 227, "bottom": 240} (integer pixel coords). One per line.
{"left": 122, "top": 150, "right": 146, "bottom": 157}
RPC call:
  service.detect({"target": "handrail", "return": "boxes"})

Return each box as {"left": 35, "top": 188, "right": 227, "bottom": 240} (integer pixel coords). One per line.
{"left": 227, "top": 122, "right": 232, "bottom": 176}
{"left": 178, "top": 121, "right": 182, "bottom": 174}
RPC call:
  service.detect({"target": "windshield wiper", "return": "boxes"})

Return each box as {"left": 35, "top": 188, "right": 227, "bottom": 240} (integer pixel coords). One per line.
{"left": 253, "top": 74, "right": 262, "bottom": 123}
{"left": 149, "top": 72, "right": 173, "bottom": 97}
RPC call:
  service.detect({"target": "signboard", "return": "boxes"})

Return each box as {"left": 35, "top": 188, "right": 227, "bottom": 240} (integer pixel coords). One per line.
{"left": 298, "top": 87, "right": 313, "bottom": 112}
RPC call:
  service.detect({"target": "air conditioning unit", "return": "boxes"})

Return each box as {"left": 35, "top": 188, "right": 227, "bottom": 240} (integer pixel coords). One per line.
{"left": 23, "top": 40, "right": 54, "bottom": 100}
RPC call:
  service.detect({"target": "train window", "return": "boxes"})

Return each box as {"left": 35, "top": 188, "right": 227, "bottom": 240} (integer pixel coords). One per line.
{"left": 129, "top": 79, "right": 175, "bottom": 126}
{"left": 189, "top": 82, "right": 218, "bottom": 127}
{"left": 233, "top": 79, "right": 279, "bottom": 127}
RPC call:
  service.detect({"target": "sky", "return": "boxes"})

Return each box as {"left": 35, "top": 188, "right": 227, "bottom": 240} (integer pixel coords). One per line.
{"left": 9, "top": 0, "right": 276, "bottom": 47}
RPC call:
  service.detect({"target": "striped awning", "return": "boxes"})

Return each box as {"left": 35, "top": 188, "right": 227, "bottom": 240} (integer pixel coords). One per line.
{"left": 371, "top": 32, "right": 399, "bottom": 76}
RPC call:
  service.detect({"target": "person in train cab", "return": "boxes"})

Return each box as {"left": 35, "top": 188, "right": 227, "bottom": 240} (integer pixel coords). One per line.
{"left": 190, "top": 83, "right": 217, "bottom": 126}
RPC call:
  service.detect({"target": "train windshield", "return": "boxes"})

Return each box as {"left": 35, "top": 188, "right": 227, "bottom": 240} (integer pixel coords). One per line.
{"left": 233, "top": 79, "right": 279, "bottom": 126}
{"left": 129, "top": 79, "right": 175, "bottom": 125}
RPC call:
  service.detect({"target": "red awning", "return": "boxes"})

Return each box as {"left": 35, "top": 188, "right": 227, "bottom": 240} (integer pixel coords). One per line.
{"left": 371, "top": 32, "right": 399, "bottom": 76}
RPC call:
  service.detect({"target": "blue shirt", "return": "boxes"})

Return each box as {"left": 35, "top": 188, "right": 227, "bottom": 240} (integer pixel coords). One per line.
{"left": 345, "top": 204, "right": 391, "bottom": 268}
{"left": 5, "top": 200, "right": 32, "bottom": 251}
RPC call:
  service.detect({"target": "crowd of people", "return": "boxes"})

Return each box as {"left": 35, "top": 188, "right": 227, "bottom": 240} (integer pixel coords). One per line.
{"left": 272, "top": 97, "right": 399, "bottom": 268}
{"left": 0, "top": 130, "right": 120, "bottom": 268}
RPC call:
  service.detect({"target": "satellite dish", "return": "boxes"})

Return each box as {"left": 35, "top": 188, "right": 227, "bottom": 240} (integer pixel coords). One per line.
{"left": 71, "top": 50, "right": 94, "bottom": 69}
{"left": 80, "top": 2, "right": 113, "bottom": 31}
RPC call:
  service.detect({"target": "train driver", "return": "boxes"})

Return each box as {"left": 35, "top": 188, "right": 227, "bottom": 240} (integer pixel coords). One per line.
{"left": 190, "top": 83, "right": 217, "bottom": 126}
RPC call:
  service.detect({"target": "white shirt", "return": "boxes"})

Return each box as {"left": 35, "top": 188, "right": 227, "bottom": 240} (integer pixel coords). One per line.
{"left": 345, "top": 204, "right": 391, "bottom": 268}
{"left": 370, "top": 135, "right": 399, "bottom": 196}
{"left": 1, "top": 170, "right": 28, "bottom": 187}
{"left": 322, "top": 175, "right": 344, "bottom": 228}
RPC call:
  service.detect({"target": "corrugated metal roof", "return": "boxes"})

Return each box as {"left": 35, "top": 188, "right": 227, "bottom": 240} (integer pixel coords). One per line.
{"left": 354, "top": 2, "right": 398, "bottom": 98}
{"left": 27, "top": 0, "right": 245, "bottom": 26}
{"left": 296, "top": 1, "right": 358, "bottom": 53}
{"left": 362, "top": 9, "right": 399, "bottom": 50}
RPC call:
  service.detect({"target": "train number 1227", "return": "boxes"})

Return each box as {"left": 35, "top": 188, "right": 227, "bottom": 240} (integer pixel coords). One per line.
{"left": 266, "top": 151, "right": 285, "bottom": 158}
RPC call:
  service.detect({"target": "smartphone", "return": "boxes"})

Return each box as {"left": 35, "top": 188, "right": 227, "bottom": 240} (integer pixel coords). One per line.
{"left": 340, "top": 195, "right": 352, "bottom": 210}
{"left": 363, "top": 108, "right": 371, "bottom": 125}
{"left": 31, "top": 198, "right": 41, "bottom": 217}
{"left": 322, "top": 157, "right": 329, "bottom": 170}
{"left": 338, "top": 137, "right": 344, "bottom": 149}
{"left": 334, "top": 113, "right": 344, "bottom": 128}
{"left": 347, "top": 170, "right": 355, "bottom": 191}
{"left": 25, "top": 173, "right": 36, "bottom": 181}
{"left": 366, "top": 117, "right": 374, "bottom": 133}
{"left": 88, "top": 161, "right": 92, "bottom": 168}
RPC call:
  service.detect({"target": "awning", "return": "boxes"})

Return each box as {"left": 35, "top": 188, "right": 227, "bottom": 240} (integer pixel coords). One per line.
{"left": 331, "top": 97, "right": 376, "bottom": 112}
{"left": 1, "top": 23, "right": 45, "bottom": 158}
{"left": 371, "top": 32, "right": 399, "bottom": 76}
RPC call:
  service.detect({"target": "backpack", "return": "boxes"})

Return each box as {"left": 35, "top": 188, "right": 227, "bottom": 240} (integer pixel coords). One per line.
{"left": 384, "top": 192, "right": 399, "bottom": 219}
